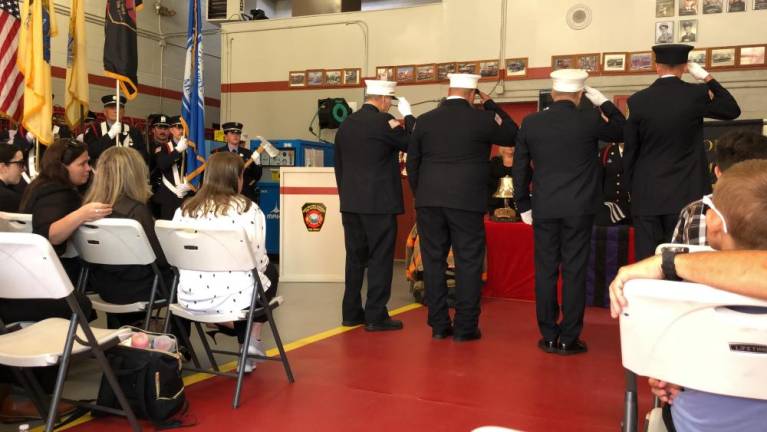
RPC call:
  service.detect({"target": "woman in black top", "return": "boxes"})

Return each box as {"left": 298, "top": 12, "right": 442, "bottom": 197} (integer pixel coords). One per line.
{"left": 487, "top": 146, "right": 516, "bottom": 214}
{"left": 0, "top": 144, "right": 24, "bottom": 212}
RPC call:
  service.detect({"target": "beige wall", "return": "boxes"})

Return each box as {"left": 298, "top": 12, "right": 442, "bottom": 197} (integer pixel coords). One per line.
{"left": 220, "top": 0, "right": 767, "bottom": 140}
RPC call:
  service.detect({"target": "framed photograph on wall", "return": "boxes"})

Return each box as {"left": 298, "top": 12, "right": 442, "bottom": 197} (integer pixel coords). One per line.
{"left": 680, "top": 0, "right": 699, "bottom": 15}
{"left": 576, "top": 53, "right": 600, "bottom": 72}
{"left": 739, "top": 45, "right": 766, "bottom": 66}
{"left": 306, "top": 69, "right": 325, "bottom": 86}
{"left": 416, "top": 64, "right": 437, "bottom": 81}
{"left": 710, "top": 47, "right": 737, "bottom": 67}
{"left": 603, "top": 52, "right": 627, "bottom": 72}
{"left": 678, "top": 19, "right": 698, "bottom": 42}
{"left": 551, "top": 55, "right": 574, "bottom": 70}
{"left": 755, "top": 0, "right": 767, "bottom": 10}
{"left": 629, "top": 51, "right": 655, "bottom": 71}
{"left": 505, "top": 58, "right": 528, "bottom": 78}
{"left": 655, "top": 21, "right": 674, "bottom": 44}
{"left": 688, "top": 49, "right": 708, "bottom": 66}
{"left": 703, "top": 0, "right": 724, "bottom": 13}
{"left": 343, "top": 68, "right": 361, "bottom": 85}
{"left": 656, "top": 0, "right": 675, "bottom": 17}
{"left": 325, "top": 69, "right": 343, "bottom": 86}
{"left": 457, "top": 61, "right": 479, "bottom": 74}
{"left": 727, "top": 0, "right": 746, "bottom": 11}
{"left": 289, "top": 71, "right": 306, "bottom": 87}
{"left": 479, "top": 60, "right": 500, "bottom": 78}
{"left": 396, "top": 65, "right": 415, "bottom": 82}
{"left": 436, "top": 63, "right": 457, "bottom": 80}
{"left": 376, "top": 66, "right": 394, "bottom": 81}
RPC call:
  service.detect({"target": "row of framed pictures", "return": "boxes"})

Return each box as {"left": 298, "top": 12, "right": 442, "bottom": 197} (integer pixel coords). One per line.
{"left": 288, "top": 68, "right": 361, "bottom": 87}
{"left": 553, "top": 45, "right": 767, "bottom": 74}
{"left": 656, "top": 0, "right": 767, "bottom": 17}
{"left": 375, "top": 58, "right": 529, "bottom": 83}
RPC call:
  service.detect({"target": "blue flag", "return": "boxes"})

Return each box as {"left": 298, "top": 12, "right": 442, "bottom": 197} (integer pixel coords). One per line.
{"left": 182, "top": 0, "right": 205, "bottom": 186}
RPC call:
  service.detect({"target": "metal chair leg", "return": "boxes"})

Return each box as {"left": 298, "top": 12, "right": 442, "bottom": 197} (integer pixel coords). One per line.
{"left": 233, "top": 285, "right": 258, "bottom": 409}
{"left": 263, "top": 295, "right": 294, "bottom": 383}
{"left": 194, "top": 321, "right": 219, "bottom": 372}
{"left": 143, "top": 274, "right": 160, "bottom": 330}
{"left": 44, "top": 314, "right": 79, "bottom": 432}
{"left": 623, "top": 369, "right": 638, "bottom": 432}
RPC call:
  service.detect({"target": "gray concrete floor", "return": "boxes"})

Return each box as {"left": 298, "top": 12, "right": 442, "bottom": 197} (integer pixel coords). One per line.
{"left": 2, "top": 261, "right": 417, "bottom": 431}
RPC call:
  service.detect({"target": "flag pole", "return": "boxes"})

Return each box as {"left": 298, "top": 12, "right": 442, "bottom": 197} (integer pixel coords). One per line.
{"left": 115, "top": 81, "right": 120, "bottom": 144}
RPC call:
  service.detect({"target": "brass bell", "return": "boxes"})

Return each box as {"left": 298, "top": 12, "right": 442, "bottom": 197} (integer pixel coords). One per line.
{"left": 491, "top": 176, "right": 518, "bottom": 222}
{"left": 493, "top": 176, "right": 515, "bottom": 198}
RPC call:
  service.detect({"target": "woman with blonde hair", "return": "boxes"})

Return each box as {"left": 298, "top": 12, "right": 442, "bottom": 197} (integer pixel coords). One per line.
{"left": 172, "top": 151, "right": 277, "bottom": 373}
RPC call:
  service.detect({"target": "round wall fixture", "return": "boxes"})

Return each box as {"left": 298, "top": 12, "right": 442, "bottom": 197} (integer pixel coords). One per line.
{"left": 566, "top": 4, "right": 592, "bottom": 30}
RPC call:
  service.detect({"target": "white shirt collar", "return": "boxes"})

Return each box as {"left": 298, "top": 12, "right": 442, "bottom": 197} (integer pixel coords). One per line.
{"left": 660, "top": 74, "right": 676, "bottom": 78}
{"left": 446, "top": 96, "right": 466, "bottom": 100}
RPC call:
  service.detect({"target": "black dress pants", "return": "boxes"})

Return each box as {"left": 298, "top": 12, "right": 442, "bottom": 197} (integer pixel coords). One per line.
{"left": 417, "top": 207, "right": 485, "bottom": 336}
{"left": 341, "top": 212, "right": 397, "bottom": 324}
{"left": 533, "top": 215, "right": 594, "bottom": 345}
{"left": 633, "top": 214, "right": 680, "bottom": 260}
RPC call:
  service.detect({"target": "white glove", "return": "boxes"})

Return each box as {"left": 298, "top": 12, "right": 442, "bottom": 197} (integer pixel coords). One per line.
{"left": 584, "top": 86, "right": 609, "bottom": 106}
{"left": 396, "top": 97, "right": 412, "bottom": 117}
{"left": 176, "top": 183, "right": 193, "bottom": 197}
{"left": 25, "top": 131, "right": 35, "bottom": 142}
{"left": 174, "top": 136, "right": 188, "bottom": 153}
{"left": 256, "top": 136, "right": 279, "bottom": 158}
{"left": 687, "top": 61, "right": 710, "bottom": 81}
{"left": 250, "top": 151, "right": 261, "bottom": 165}
{"left": 107, "top": 121, "right": 122, "bottom": 139}
{"left": 521, "top": 210, "right": 533, "bottom": 225}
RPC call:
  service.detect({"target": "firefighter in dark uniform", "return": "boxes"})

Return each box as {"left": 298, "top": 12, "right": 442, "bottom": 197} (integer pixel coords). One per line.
{"left": 407, "top": 74, "right": 518, "bottom": 341}
{"left": 211, "top": 122, "right": 263, "bottom": 204}
{"left": 596, "top": 142, "right": 631, "bottom": 226}
{"left": 84, "top": 95, "right": 148, "bottom": 166}
{"left": 150, "top": 115, "right": 192, "bottom": 220}
{"left": 623, "top": 44, "right": 741, "bottom": 260}
{"left": 513, "top": 69, "right": 625, "bottom": 355}
{"left": 334, "top": 80, "right": 415, "bottom": 332}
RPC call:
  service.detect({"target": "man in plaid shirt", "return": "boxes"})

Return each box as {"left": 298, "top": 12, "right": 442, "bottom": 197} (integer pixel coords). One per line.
{"left": 671, "top": 131, "right": 767, "bottom": 245}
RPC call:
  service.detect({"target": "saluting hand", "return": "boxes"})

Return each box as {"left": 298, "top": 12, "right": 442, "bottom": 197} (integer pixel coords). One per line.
{"left": 78, "top": 202, "right": 112, "bottom": 222}
{"left": 583, "top": 87, "right": 609, "bottom": 106}
{"left": 686, "top": 61, "right": 710, "bottom": 82}
{"left": 477, "top": 90, "right": 492, "bottom": 104}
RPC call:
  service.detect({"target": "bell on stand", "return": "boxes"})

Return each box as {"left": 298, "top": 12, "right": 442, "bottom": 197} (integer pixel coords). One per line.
{"left": 491, "top": 176, "right": 518, "bottom": 222}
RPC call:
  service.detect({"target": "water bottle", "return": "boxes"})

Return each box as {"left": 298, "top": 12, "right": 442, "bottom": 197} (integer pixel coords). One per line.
{"left": 152, "top": 335, "right": 176, "bottom": 352}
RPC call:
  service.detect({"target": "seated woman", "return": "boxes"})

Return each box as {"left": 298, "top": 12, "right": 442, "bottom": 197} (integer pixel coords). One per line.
{"left": 83, "top": 146, "right": 171, "bottom": 328}
{"left": 0, "top": 144, "right": 24, "bottom": 212}
{"left": 172, "top": 152, "right": 278, "bottom": 373}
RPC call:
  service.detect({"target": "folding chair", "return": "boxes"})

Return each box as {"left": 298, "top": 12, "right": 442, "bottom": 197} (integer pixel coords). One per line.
{"left": 154, "top": 220, "right": 294, "bottom": 408}
{"left": 620, "top": 279, "right": 767, "bottom": 432}
{"left": 0, "top": 211, "right": 32, "bottom": 233}
{"left": 620, "top": 243, "right": 715, "bottom": 432}
{"left": 0, "top": 233, "right": 141, "bottom": 432}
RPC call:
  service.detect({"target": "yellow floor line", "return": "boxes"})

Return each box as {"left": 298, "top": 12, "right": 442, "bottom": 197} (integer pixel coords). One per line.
{"left": 33, "top": 302, "right": 423, "bottom": 431}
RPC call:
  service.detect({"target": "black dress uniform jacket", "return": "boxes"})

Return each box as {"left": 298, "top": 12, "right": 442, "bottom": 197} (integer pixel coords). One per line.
{"left": 334, "top": 103, "right": 415, "bottom": 214}
{"left": 407, "top": 99, "right": 518, "bottom": 211}
{"left": 151, "top": 140, "right": 187, "bottom": 220}
{"left": 84, "top": 121, "right": 148, "bottom": 164}
{"left": 623, "top": 77, "right": 740, "bottom": 216}
{"left": 211, "top": 145, "right": 263, "bottom": 203}
{"left": 513, "top": 100, "right": 626, "bottom": 218}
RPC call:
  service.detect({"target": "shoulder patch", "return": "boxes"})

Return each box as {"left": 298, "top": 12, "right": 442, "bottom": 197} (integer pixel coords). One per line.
{"left": 494, "top": 113, "right": 503, "bottom": 126}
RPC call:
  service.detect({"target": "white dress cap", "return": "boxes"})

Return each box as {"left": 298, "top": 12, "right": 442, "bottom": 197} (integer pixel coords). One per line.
{"left": 550, "top": 69, "right": 589, "bottom": 92}
{"left": 365, "top": 80, "right": 397, "bottom": 97}
{"left": 448, "top": 73, "right": 481, "bottom": 89}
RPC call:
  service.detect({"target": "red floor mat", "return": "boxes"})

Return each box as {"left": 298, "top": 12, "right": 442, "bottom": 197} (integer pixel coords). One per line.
{"left": 67, "top": 299, "right": 651, "bottom": 431}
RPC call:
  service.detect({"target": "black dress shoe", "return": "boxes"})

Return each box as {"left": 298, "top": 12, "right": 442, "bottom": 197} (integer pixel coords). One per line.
{"left": 537, "top": 338, "right": 558, "bottom": 354}
{"left": 364, "top": 318, "right": 403, "bottom": 332}
{"left": 453, "top": 329, "right": 482, "bottom": 342}
{"left": 432, "top": 327, "right": 454, "bottom": 339}
{"left": 558, "top": 339, "right": 588, "bottom": 355}
{"left": 342, "top": 318, "right": 365, "bottom": 327}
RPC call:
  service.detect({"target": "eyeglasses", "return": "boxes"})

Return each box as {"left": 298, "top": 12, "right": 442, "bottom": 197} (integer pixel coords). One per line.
{"left": 4, "top": 160, "right": 25, "bottom": 168}
{"left": 701, "top": 194, "right": 728, "bottom": 234}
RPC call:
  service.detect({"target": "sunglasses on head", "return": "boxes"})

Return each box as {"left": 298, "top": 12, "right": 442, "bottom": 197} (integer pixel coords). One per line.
{"left": 701, "top": 194, "right": 728, "bottom": 234}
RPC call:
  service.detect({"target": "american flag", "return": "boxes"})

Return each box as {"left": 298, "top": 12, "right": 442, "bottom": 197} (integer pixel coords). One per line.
{"left": 0, "top": 0, "right": 22, "bottom": 121}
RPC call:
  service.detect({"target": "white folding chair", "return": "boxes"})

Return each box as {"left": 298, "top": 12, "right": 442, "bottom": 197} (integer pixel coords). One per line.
{"left": 71, "top": 218, "right": 168, "bottom": 330}
{"left": 0, "top": 211, "right": 32, "bottom": 233}
{"left": 621, "top": 279, "right": 767, "bottom": 432}
{"left": 154, "top": 220, "right": 294, "bottom": 408}
{"left": 0, "top": 233, "right": 140, "bottom": 432}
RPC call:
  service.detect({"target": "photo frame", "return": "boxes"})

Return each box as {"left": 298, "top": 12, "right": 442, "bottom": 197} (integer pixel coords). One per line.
{"left": 727, "top": 0, "right": 746, "bottom": 11}
{"left": 679, "top": 0, "right": 699, "bottom": 15}
{"left": 709, "top": 47, "right": 737, "bottom": 67}
{"left": 436, "top": 62, "right": 457, "bottom": 80}
{"left": 325, "top": 69, "right": 343, "bottom": 86}
{"left": 656, "top": 0, "right": 675, "bottom": 17}
{"left": 678, "top": 19, "right": 698, "bottom": 42}
{"left": 376, "top": 66, "right": 394, "bottom": 81}
{"left": 688, "top": 49, "right": 708, "bottom": 67}
{"left": 396, "top": 65, "right": 415, "bottom": 82}
{"left": 456, "top": 61, "right": 479, "bottom": 74}
{"left": 629, "top": 51, "right": 655, "bottom": 72}
{"left": 289, "top": 71, "right": 306, "bottom": 87}
{"left": 756, "top": 0, "right": 767, "bottom": 10}
{"left": 343, "top": 68, "right": 361, "bottom": 85}
{"left": 306, "top": 69, "right": 325, "bottom": 86}
{"left": 703, "top": 0, "right": 724, "bottom": 13}
{"left": 655, "top": 21, "right": 674, "bottom": 44}
{"left": 505, "top": 58, "right": 528, "bottom": 78}
{"left": 603, "top": 52, "right": 627, "bottom": 73}
{"left": 479, "top": 60, "right": 500, "bottom": 78}
{"left": 551, "top": 55, "right": 574, "bottom": 70}
{"left": 416, "top": 64, "right": 437, "bottom": 82}
{"left": 739, "top": 45, "right": 766, "bottom": 66}
{"left": 576, "top": 53, "right": 600, "bottom": 72}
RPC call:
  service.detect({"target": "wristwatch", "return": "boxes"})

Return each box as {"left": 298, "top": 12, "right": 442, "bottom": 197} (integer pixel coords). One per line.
{"left": 661, "top": 247, "right": 689, "bottom": 281}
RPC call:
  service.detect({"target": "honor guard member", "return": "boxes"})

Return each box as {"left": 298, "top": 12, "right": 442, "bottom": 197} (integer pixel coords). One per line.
{"left": 623, "top": 44, "right": 741, "bottom": 260}
{"left": 513, "top": 69, "right": 625, "bottom": 355}
{"left": 211, "top": 122, "right": 263, "bottom": 204}
{"left": 150, "top": 115, "right": 192, "bottom": 220}
{"left": 84, "top": 95, "right": 148, "bottom": 165}
{"left": 407, "top": 74, "right": 518, "bottom": 341}
{"left": 75, "top": 111, "right": 98, "bottom": 143}
{"left": 146, "top": 114, "right": 172, "bottom": 179}
{"left": 334, "top": 80, "right": 415, "bottom": 332}
{"left": 596, "top": 142, "right": 631, "bottom": 226}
